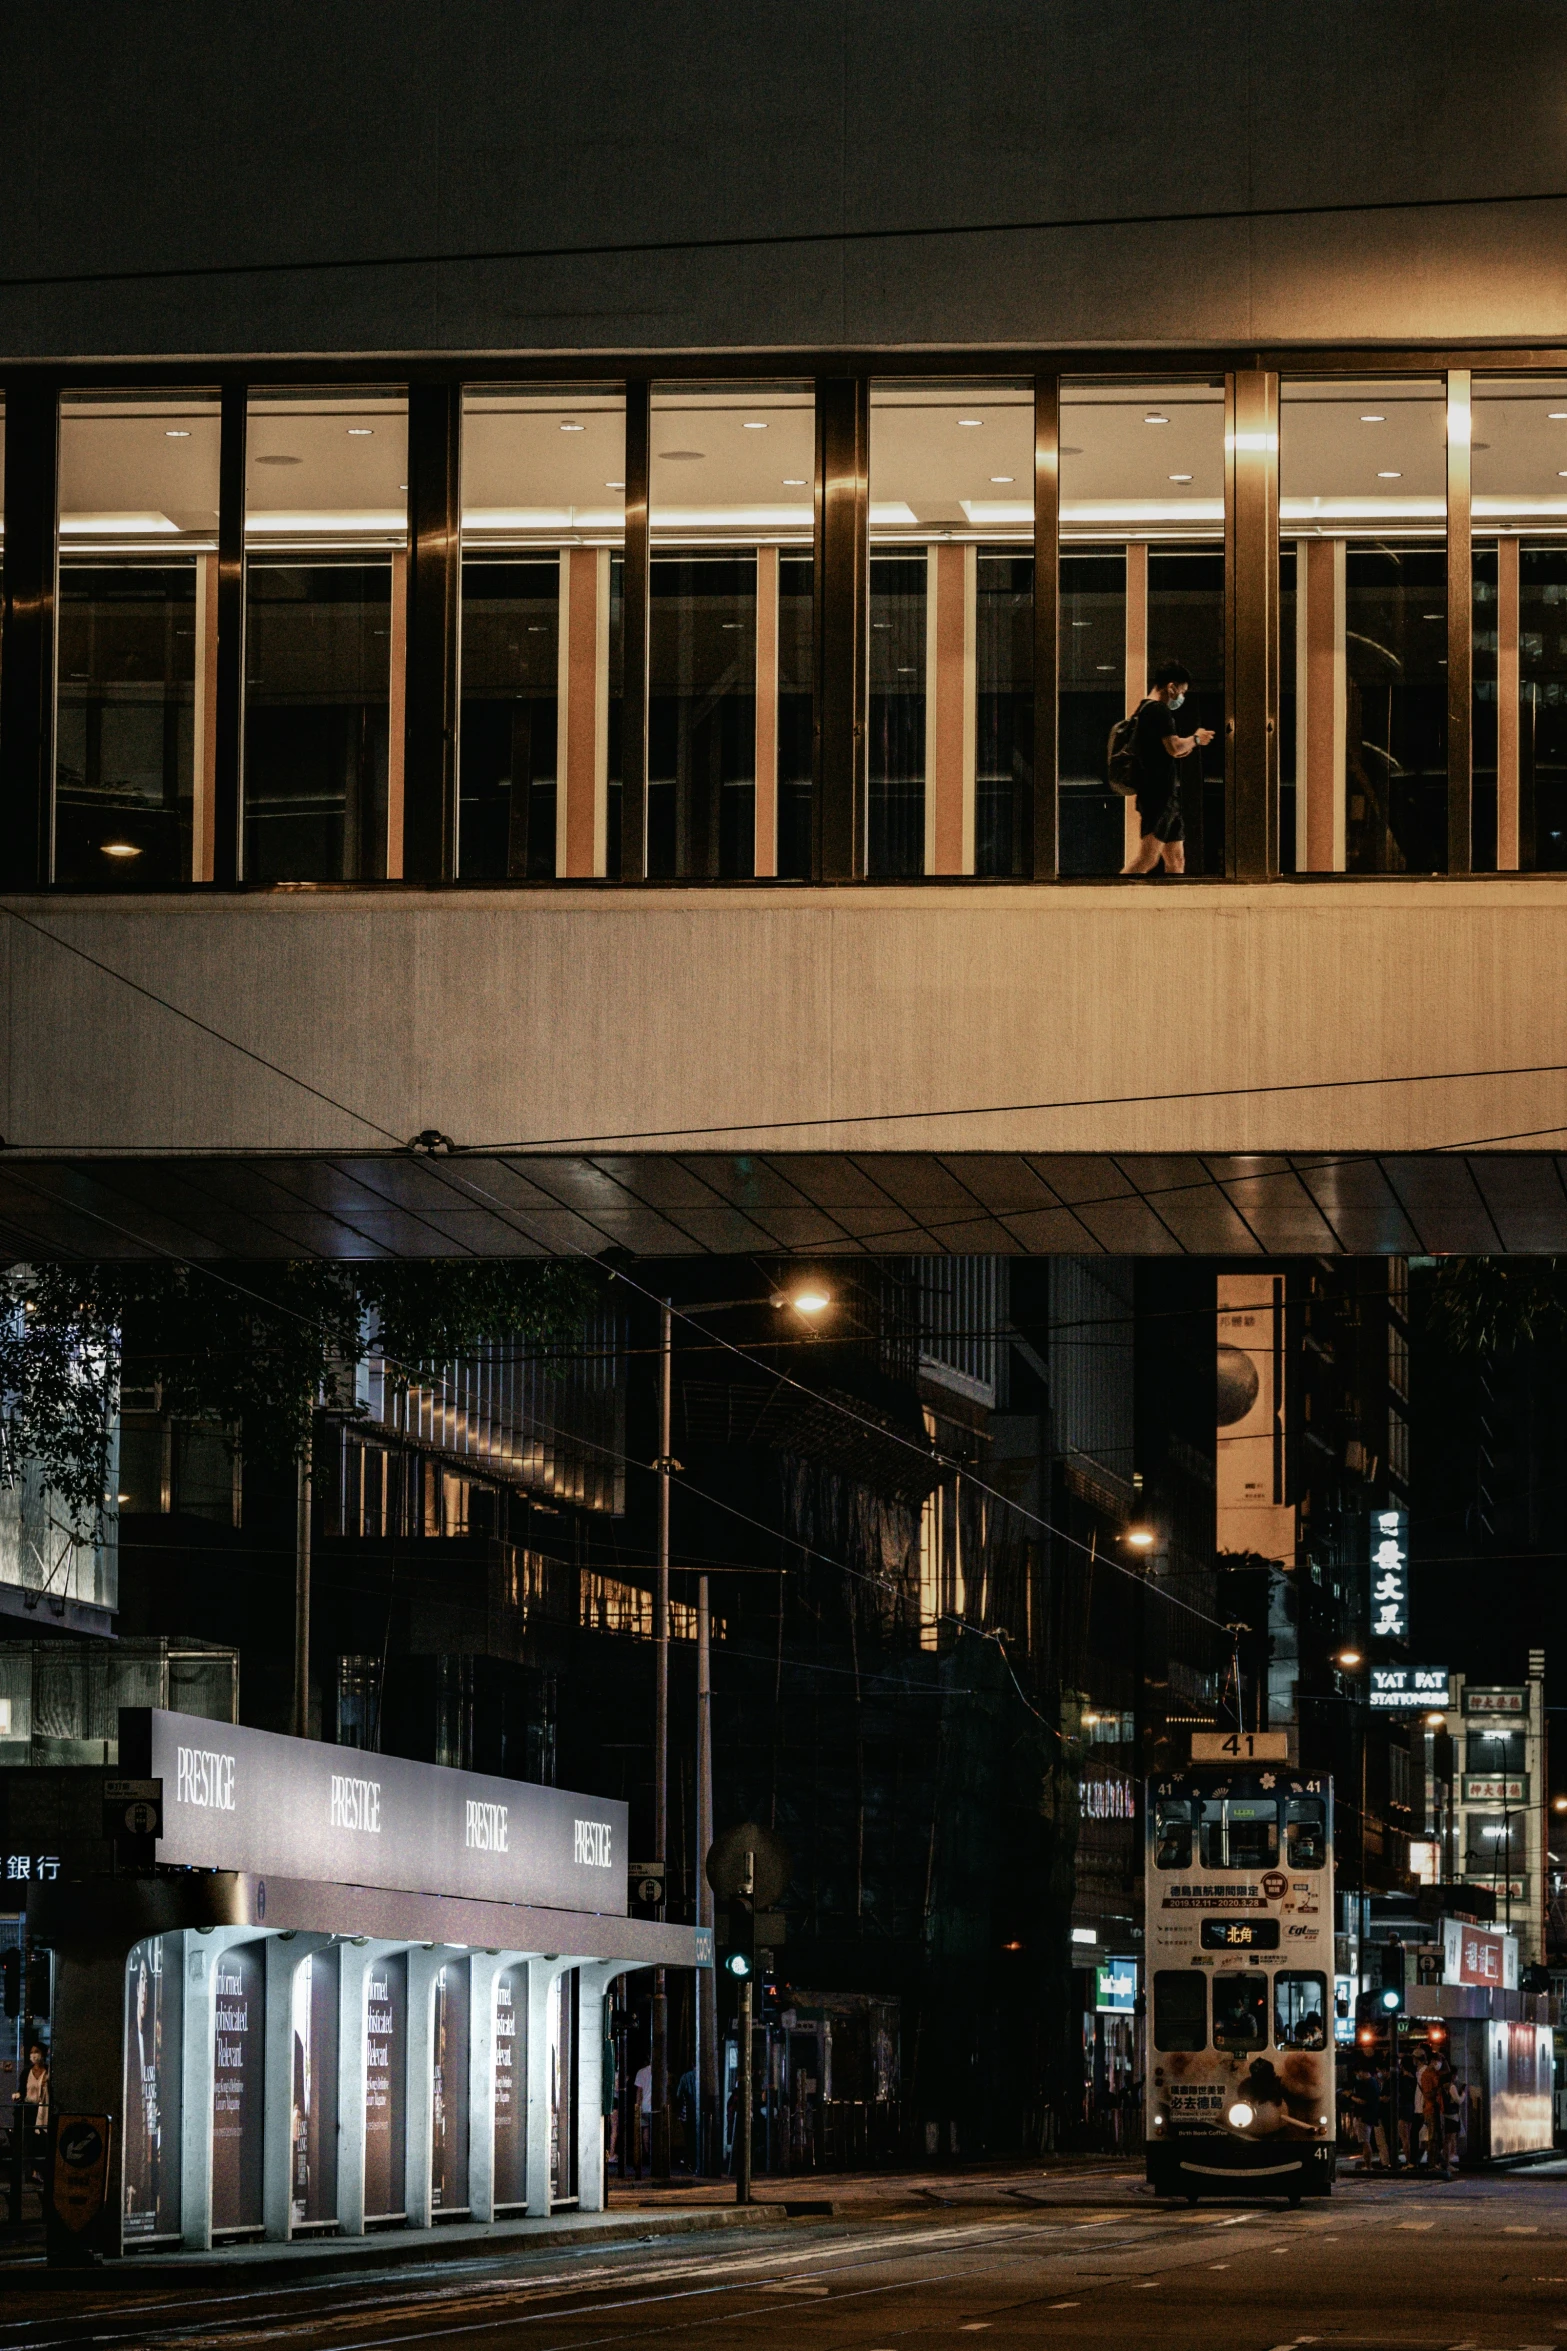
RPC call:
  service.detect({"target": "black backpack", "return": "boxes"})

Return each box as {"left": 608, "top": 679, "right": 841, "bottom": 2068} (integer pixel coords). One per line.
{"left": 1106, "top": 699, "right": 1150, "bottom": 797}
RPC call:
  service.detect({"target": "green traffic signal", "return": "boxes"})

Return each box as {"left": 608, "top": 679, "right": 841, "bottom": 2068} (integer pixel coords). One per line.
{"left": 724, "top": 1950, "right": 752, "bottom": 1979}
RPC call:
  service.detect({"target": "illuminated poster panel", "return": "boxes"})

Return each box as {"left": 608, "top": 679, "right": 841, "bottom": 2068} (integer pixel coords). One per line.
{"left": 123, "top": 1935, "right": 182, "bottom": 2243}
{"left": 431, "top": 1959, "right": 471, "bottom": 2215}
{"left": 364, "top": 1952, "right": 407, "bottom": 2221}
{"left": 291, "top": 1948, "right": 339, "bottom": 2227}
{"left": 493, "top": 1963, "right": 528, "bottom": 2212}
{"left": 211, "top": 1941, "right": 265, "bottom": 2232}
{"left": 1216, "top": 1273, "right": 1294, "bottom": 1562}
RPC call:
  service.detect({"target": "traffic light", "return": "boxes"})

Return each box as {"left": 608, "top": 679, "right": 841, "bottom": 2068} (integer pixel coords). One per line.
{"left": 1379, "top": 1937, "right": 1406, "bottom": 2015}
{"left": 0, "top": 1947, "right": 19, "bottom": 2021}
{"left": 723, "top": 1948, "right": 752, "bottom": 1980}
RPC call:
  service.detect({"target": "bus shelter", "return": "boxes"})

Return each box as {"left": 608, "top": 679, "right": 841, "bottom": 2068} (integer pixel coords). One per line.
{"left": 30, "top": 1710, "right": 708, "bottom": 2256}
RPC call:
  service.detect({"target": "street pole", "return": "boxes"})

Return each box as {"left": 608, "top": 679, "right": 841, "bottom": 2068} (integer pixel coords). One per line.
{"left": 293, "top": 1428, "right": 312, "bottom": 1739}
{"left": 737, "top": 1845, "right": 754, "bottom": 2205}
{"left": 696, "top": 1571, "right": 716, "bottom": 2175}
{"left": 651, "top": 1300, "right": 672, "bottom": 2180}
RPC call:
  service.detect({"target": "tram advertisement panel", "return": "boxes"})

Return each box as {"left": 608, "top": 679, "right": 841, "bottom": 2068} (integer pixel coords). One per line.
{"left": 1147, "top": 1772, "right": 1334, "bottom": 2157}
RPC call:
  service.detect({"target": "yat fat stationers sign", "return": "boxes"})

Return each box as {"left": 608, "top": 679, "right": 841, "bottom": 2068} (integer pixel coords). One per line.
{"left": 1368, "top": 1666, "right": 1449, "bottom": 1712}
{"left": 1369, "top": 1509, "right": 1408, "bottom": 1641}
{"left": 123, "top": 1710, "right": 628, "bottom": 1916}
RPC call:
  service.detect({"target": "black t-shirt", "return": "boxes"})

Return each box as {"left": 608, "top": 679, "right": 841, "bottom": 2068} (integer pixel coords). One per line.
{"left": 1133, "top": 697, "right": 1182, "bottom": 803}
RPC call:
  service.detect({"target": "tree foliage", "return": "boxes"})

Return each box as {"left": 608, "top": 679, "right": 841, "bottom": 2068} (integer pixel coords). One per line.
{"left": 0, "top": 1258, "right": 598, "bottom": 1521}
{"left": 1424, "top": 1255, "right": 1567, "bottom": 1358}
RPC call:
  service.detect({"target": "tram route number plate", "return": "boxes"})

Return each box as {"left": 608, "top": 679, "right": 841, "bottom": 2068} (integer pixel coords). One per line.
{"left": 1190, "top": 1731, "right": 1290, "bottom": 1762}
{"left": 103, "top": 1779, "right": 163, "bottom": 1838}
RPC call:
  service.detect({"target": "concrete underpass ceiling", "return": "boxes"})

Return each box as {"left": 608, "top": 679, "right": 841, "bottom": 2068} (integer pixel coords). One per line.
{"left": 2, "top": 1148, "right": 1564, "bottom": 1262}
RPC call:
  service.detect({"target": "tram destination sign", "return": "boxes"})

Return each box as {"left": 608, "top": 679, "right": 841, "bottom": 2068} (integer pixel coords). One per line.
{"left": 119, "top": 1709, "right": 628, "bottom": 1917}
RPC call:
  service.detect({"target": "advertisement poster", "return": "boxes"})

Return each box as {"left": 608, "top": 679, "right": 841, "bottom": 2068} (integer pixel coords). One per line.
{"left": 123, "top": 1935, "right": 181, "bottom": 2242}
{"left": 430, "top": 1959, "right": 470, "bottom": 2214}
{"left": 1216, "top": 1275, "right": 1294, "bottom": 1563}
{"left": 492, "top": 1964, "right": 528, "bottom": 2211}
{"left": 291, "top": 1948, "right": 339, "bottom": 2228}
{"left": 211, "top": 1941, "right": 264, "bottom": 2233}
{"left": 363, "top": 1952, "right": 407, "bottom": 2221}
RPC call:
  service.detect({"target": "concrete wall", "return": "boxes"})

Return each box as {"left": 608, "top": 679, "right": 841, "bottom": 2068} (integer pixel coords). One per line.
{"left": 5, "top": 3, "right": 1567, "bottom": 358}
{"left": 7, "top": 878, "right": 1567, "bottom": 1164}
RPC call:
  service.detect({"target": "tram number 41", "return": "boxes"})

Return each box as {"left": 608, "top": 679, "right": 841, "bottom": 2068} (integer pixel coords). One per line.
{"left": 1189, "top": 1731, "right": 1290, "bottom": 1763}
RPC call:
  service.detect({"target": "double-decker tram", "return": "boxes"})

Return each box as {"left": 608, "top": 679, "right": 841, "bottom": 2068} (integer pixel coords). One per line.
{"left": 1146, "top": 1753, "right": 1335, "bottom": 2203}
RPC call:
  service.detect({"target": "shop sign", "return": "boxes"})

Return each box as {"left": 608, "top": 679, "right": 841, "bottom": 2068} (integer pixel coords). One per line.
{"left": 1081, "top": 1773, "right": 1135, "bottom": 1822}
{"left": 1443, "top": 1916, "right": 1519, "bottom": 1990}
{"left": 1095, "top": 1957, "right": 1137, "bottom": 2012}
{"left": 1368, "top": 1666, "right": 1449, "bottom": 1710}
{"left": 1463, "top": 1776, "right": 1526, "bottom": 1803}
{"left": 128, "top": 1709, "right": 628, "bottom": 1916}
{"left": 1464, "top": 1687, "right": 1526, "bottom": 1715}
{"left": 1369, "top": 1510, "right": 1408, "bottom": 1640}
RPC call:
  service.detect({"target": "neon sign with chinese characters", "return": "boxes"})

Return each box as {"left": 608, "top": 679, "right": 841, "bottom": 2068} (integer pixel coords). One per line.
{"left": 1369, "top": 1508, "right": 1408, "bottom": 1641}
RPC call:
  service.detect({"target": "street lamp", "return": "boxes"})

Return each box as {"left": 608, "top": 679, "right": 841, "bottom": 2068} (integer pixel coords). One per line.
{"left": 648, "top": 1279, "right": 834, "bottom": 2179}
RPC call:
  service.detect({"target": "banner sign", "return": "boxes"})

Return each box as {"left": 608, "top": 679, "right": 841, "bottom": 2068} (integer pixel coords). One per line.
{"left": 124, "top": 1710, "right": 628, "bottom": 1917}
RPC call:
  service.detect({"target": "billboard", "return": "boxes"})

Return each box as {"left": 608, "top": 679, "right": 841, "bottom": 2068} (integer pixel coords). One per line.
{"left": 1216, "top": 1274, "right": 1293, "bottom": 1562}
{"left": 126, "top": 1710, "right": 628, "bottom": 1917}
{"left": 1443, "top": 1916, "right": 1519, "bottom": 1990}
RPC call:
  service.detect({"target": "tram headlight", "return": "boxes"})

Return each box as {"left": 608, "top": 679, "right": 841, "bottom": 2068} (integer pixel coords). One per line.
{"left": 1227, "top": 2101, "right": 1254, "bottom": 2130}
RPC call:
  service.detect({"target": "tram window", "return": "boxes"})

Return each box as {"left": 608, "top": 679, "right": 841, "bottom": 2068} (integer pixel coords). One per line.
{"left": 1273, "top": 1971, "right": 1328, "bottom": 2050}
{"left": 1199, "top": 1798, "right": 1279, "bottom": 1870}
{"left": 1286, "top": 1798, "right": 1327, "bottom": 1869}
{"left": 1154, "top": 1799, "right": 1193, "bottom": 1870}
{"left": 1211, "top": 1973, "right": 1269, "bottom": 2053}
{"left": 1153, "top": 1969, "right": 1207, "bottom": 2052}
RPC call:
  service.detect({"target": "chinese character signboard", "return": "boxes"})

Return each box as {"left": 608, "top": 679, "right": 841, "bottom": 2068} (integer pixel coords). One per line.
{"left": 1443, "top": 1917, "right": 1519, "bottom": 1990}
{"left": 1369, "top": 1509, "right": 1408, "bottom": 1642}
{"left": 1464, "top": 1686, "right": 1526, "bottom": 1716}
{"left": 1095, "top": 1957, "right": 1137, "bottom": 2013}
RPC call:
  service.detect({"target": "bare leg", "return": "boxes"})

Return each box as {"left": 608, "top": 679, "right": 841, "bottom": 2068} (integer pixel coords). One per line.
{"left": 1121, "top": 830, "right": 1164, "bottom": 876}
{"left": 1163, "top": 839, "right": 1186, "bottom": 874}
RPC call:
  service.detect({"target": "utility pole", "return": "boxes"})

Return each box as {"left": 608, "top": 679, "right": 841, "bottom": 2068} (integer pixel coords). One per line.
{"left": 696, "top": 1572, "right": 716, "bottom": 2174}
{"left": 737, "top": 1844, "right": 754, "bottom": 2205}
{"left": 293, "top": 1427, "right": 312, "bottom": 1739}
{"left": 651, "top": 1300, "right": 673, "bottom": 2180}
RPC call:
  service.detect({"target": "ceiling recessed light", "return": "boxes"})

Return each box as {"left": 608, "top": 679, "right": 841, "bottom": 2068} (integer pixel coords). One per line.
{"left": 1377, "top": 470, "right": 1402, "bottom": 479}
{"left": 659, "top": 450, "right": 705, "bottom": 461}
{"left": 990, "top": 475, "right": 1015, "bottom": 484}
{"left": 165, "top": 428, "right": 191, "bottom": 439}
{"left": 399, "top": 483, "right": 408, "bottom": 491}
{"left": 1071, "top": 620, "right": 1091, "bottom": 627}
{"left": 1095, "top": 662, "right": 1115, "bottom": 671}
{"left": 782, "top": 477, "right": 806, "bottom": 486}
{"left": 255, "top": 453, "right": 302, "bottom": 466}
{"left": 1422, "top": 612, "right": 1443, "bottom": 620}
{"left": 897, "top": 664, "right": 917, "bottom": 673}
{"left": 1360, "top": 413, "right": 1386, "bottom": 423}
{"left": 958, "top": 418, "right": 983, "bottom": 428}
{"left": 101, "top": 842, "right": 141, "bottom": 858}
{"left": 346, "top": 427, "right": 374, "bottom": 437}
{"left": 742, "top": 420, "right": 768, "bottom": 430}
{"left": 1144, "top": 413, "right": 1169, "bottom": 425}
{"left": 1168, "top": 473, "right": 1193, "bottom": 483}
{"left": 1550, "top": 412, "right": 1567, "bottom": 420}
{"left": 560, "top": 421, "right": 586, "bottom": 432}
{"left": 605, "top": 479, "right": 625, "bottom": 489}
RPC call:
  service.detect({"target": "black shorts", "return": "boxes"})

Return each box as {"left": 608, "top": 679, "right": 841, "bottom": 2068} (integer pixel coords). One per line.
{"left": 1136, "top": 792, "right": 1183, "bottom": 843}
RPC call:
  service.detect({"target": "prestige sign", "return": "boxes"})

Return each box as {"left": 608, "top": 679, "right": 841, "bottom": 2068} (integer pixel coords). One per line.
{"left": 124, "top": 1710, "right": 627, "bottom": 1917}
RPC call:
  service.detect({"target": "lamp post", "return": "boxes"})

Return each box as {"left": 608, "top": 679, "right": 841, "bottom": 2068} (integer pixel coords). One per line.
{"left": 1335, "top": 1650, "right": 1367, "bottom": 1991}
{"left": 646, "top": 1277, "right": 832, "bottom": 2179}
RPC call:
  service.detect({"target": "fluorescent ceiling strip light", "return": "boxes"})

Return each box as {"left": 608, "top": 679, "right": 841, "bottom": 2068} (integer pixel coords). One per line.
{"left": 60, "top": 513, "right": 182, "bottom": 534}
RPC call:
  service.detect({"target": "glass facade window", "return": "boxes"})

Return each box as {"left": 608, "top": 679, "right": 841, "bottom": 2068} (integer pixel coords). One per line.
{"left": 1473, "top": 376, "right": 1567, "bottom": 870}
{"left": 243, "top": 391, "right": 407, "bottom": 883}
{"left": 1060, "top": 380, "right": 1225, "bottom": 875}
{"left": 459, "top": 389, "right": 625, "bottom": 879}
{"left": 649, "top": 384, "right": 813, "bottom": 878}
{"left": 868, "top": 382, "right": 1033, "bottom": 877}
{"left": 1281, "top": 378, "right": 1448, "bottom": 873}
{"left": 55, "top": 393, "right": 221, "bottom": 886}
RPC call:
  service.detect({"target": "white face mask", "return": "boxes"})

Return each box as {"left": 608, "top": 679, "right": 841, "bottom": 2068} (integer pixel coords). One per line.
{"left": 1166, "top": 691, "right": 1186, "bottom": 710}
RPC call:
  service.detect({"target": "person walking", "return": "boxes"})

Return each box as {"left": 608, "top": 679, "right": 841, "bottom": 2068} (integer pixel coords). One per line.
{"left": 1417, "top": 2050, "right": 1444, "bottom": 2172}
{"left": 1356, "top": 2061, "right": 1387, "bottom": 2171}
{"left": 1120, "top": 661, "right": 1216, "bottom": 877}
